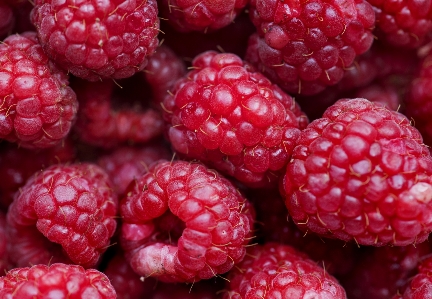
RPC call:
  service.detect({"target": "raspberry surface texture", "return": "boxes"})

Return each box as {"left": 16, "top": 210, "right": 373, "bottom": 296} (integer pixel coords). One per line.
{"left": 0, "top": 32, "right": 78, "bottom": 149}
{"left": 0, "top": 263, "right": 116, "bottom": 298}
{"left": 31, "top": 0, "right": 159, "bottom": 81}
{"left": 284, "top": 98, "right": 432, "bottom": 246}
{"left": 120, "top": 160, "right": 255, "bottom": 283}
{"left": 7, "top": 163, "right": 118, "bottom": 268}
{"left": 163, "top": 51, "right": 308, "bottom": 187}
{"left": 224, "top": 242, "right": 347, "bottom": 299}
{"left": 159, "top": 0, "right": 248, "bottom": 32}
{"left": 245, "top": 0, "right": 375, "bottom": 95}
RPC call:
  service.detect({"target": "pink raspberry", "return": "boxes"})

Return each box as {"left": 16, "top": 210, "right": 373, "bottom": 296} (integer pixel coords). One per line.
{"left": 245, "top": 0, "right": 376, "bottom": 95}
{"left": 120, "top": 160, "right": 255, "bottom": 283}
{"left": 7, "top": 163, "right": 118, "bottom": 268}
{"left": 394, "top": 256, "right": 432, "bottom": 298}
{"left": 0, "top": 32, "right": 78, "bottom": 149}
{"left": 31, "top": 0, "right": 159, "bottom": 81}
{"left": 159, "top": 0, "right": 249, "bottom": 32}
{"left": 284, "top": 98, "right": 432, "bottom": 246}
{"left": 224, "top": 242, "right": 347, "bottom": 299}
{"left": 163, "top": 51, "right": 308, "bottom": 187}
{"left": 74, "top": 78, "right": 164, "bottom": 148}
{"left": 97, "top": 143, "right": 172, "bottom": 195}
{"left": 0, "top": 1, "right": 14, "bottom": 39}
{"left": 0, "top": 263, "right": 116, "bottom": 298}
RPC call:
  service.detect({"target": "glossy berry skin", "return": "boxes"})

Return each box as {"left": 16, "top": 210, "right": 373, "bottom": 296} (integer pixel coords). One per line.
{"left": 0, "top": 32, "right": 78, "bottom": 149}
{"left": 0, "top": 263, "right": 116, "bottom": 299}
{"left": 284, "top": 98, "right": 432, "bottom": 246}
{"left": 163, "top": 51, "right": 308, "bottom": 188}
{"left": 159, "top": 0, "right": 248, "bottom": 32}
{"left": 224, "top": 242, "right": 347, "bottom": 299}
{"left": 31, "top": 0, "right": 159, "bottom": 81}
{"left": 7, "top": 163, "right": 118, "bottom": 268}
{"left": 120, "top": 160, "right": 255, "bottom": 283}
{"left": 368, "top": 0, "right": 432, "bottom": 48}
{"left": 246, "top": 0, "right": 375, "bottom": 95}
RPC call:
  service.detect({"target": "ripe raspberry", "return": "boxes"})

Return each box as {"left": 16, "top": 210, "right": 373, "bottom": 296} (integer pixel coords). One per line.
{"left": 368, "top": 0, "right": 432, "bottom": 48}
{"left": 342, "top": 243, "right": 431, "bottom": 299}
{"left": 284, "top": 98, "right": 432, "bottom": 246}
{"left": 245, "top": 0, "right": 375, "bottom": 95}
{"left": 120, "top": 160, "right": 255, "bottom": 283}
{"left": 0, "top": 1, "right": 14, "bottom": 39}
{"left": 163, "top": 51, "right": 308, "bottom": 187}
{"left": 31, "top": 0, "right": 159, "bottom": 81}
{"left": 159, "top": 0, "right": 248, "bottom": 32}
{"left": 0, "top": 140, "right": 76, "bottom": 211}
{"left": 0, "top": 32, "right": 78, "bottom": 149}
{"left": 0, "top": 263, "right": 116, "bottom": 298}
{"left": 74, "top": 78, "right": 164, "bottom": 148}
{"left": 97, "top": 143, "right": 172, "bottom": 195}
{"left": 224, "top": 242, "right": 347, "bottom": 299}
{"left": 7, "top": 163, "right": 118, "bottom": 268}
{"left": 394, "top": 256, "right": 432, "bottom": 298}
{"left": 0, "top": 212, "right": 8, "bottom": 274}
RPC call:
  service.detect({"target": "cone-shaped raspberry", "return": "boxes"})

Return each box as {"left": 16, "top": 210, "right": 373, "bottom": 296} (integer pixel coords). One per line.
{"left": 393, "top": 256, "right": 432, "bottom": 298}
{"left": 163, "top": 51, "right": 308, "bottom": 188}
{"left": 120, "top": 160, "right": 255, "bottom": 283}
{"left": 224, "top": 242, "right": 347, "bottom": 299}
{"left": 158, "top": 0, "right": 248, "bottom": 32}
{"left": 7, "top": 163, "right": 118, "bottom": 268}
{"left": 0, "top": 263, "right": 116, "bottom": 298}
{"left": 0, "top": 32, "right": 78, "bottom": 149}
{"left": 284, "top": 98, "right": 432, "bottom": 246}
{"left": 31, "top": 0, "right": 159, "bottom": 81}
{"left": 97, "top": 142, "right": 172, "bottom": 196}
{"left": 74, "top": 78, "right": 164, "bottom": 148}
{"left": 245, "top": 0, "right": 375, "bottom": 95}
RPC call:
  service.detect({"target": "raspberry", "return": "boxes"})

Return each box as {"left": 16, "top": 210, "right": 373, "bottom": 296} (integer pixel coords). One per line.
{"left": 0, "top": 140, "right": 75, "bottom": 211}
{"left": 0, "top": 1, "right": 14, "bottom": 39}
{"left": 159, "top": 0, "right": 248, "bottom": 32}
{"left": 368, "top": 0, "right": 432, "bottom": 48}
{"left": 0, "top": 263, "right": 116, "bottom": 298}
{"left": 224, "top": 242, "right": 347, "bottom": 299}
{"left": 120, "top": 160, "right": 255, "bottom": 283}
{"left": 97, "top": 143, "right": 172, "bottom": 195}
{"left": 74, "top": 78, "right": 164, "bottom": 148}
{"left": 7, "top": 163, "right": 118, "bottom": 268}
{"left": 163, "top": 51, "right": 308, "bottom": 187}
{"left": 245, "top": 0, "right": 375, "bottom": 95}
{"left": 0, "top": 32, "right": 78, "bottom": 149}
{"left": 394, "top": 256, "right": 432, "bottom": 298}
{"left": 31, "top": 0, "right": 159, "bottom": 81}
{"left": 0, "top": 212, "right": 8, "bottom": 274}
{"left": 284, "top": 98, "right": 432, "bottom": 246}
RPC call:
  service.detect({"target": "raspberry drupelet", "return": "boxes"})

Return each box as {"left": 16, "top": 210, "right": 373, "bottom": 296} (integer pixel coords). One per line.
{"left": 158, "top": 0, "right": 249, "bottom": 32}
{"left": 31, "top": 0, "right": 160, "bottom": 81}
{"left": 224, "top": 242, "right": 347, "bottom": 299}
{"left": 163, "top": 51, "right": 308, "bottom": 188}
{"left": 0, "top": 32, "right": 78, "bottom": 149}
{"left": 0, "top": 263, "right": 116, "bottom": 299}
{"left": 245, "top": 0, "right": 376, "bottom": 95}
{"left": 120, "top": 160, "right": 255, "bottom": 283}
{"left": 7, "top": 163, "right": 118, "bottom": 268}
{"left": 284, "top": 98, "right": 432, "bottom": 246}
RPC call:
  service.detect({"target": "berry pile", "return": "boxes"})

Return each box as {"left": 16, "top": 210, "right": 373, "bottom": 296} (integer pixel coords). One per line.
{"left": 2, "top": 0, "right": 432, "bottom": 298}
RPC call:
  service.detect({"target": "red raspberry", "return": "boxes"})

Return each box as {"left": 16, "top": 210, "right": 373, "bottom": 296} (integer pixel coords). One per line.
{"left": 0, "top": 32, "right": 78, "bottom": 149}
{"left": 7, "top": 163, "right": 118, "bottom": 268}
{"left": 0, "top": 1, "right": 14, "bottom": 39}
{"left": 368, "top": 0, "right": 432, "bottom": 48}
{"left": 0, "top": 212, "right": 8, "bottom": 274}
{"left": 159, "top": 0, "right": 248, "bottom": 32}
{"left": 74, "top": 78, "right": 164, "bottom": 148}
{"left": 163, "top": 51, "right": 308, "bottom": 187}
{"left": 284, "top": 98, "right": 432, "bottom": 246}
{"left": 97, "top": 143, "right": 172, "bottom": 195}
{"left": 0, "top": 263, "right": 116, "bottom": 298}
{"left": 342, "top": 243, "right": 431, "bottom": 299}
{"left": 245, "top": 0, "right": 375, "bottom": 95}
{"left": 120, "top": 160, "right": 255, "bottom": 283}
{"left": 0, "top": 140, "right": 75, "bottom": 211}
{"left": 394, "top": 256, "right": 432, "bottom": 298}
{"left": 224, "top": 242, "right": 347, "bottom": 299}
{"left": 31, "top": 0, "right": 159, "bottom": 81}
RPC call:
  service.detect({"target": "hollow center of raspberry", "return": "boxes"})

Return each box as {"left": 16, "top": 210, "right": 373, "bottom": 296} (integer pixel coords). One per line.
{"left": 153, "top": 210, "right": 185, "bottom": 245}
